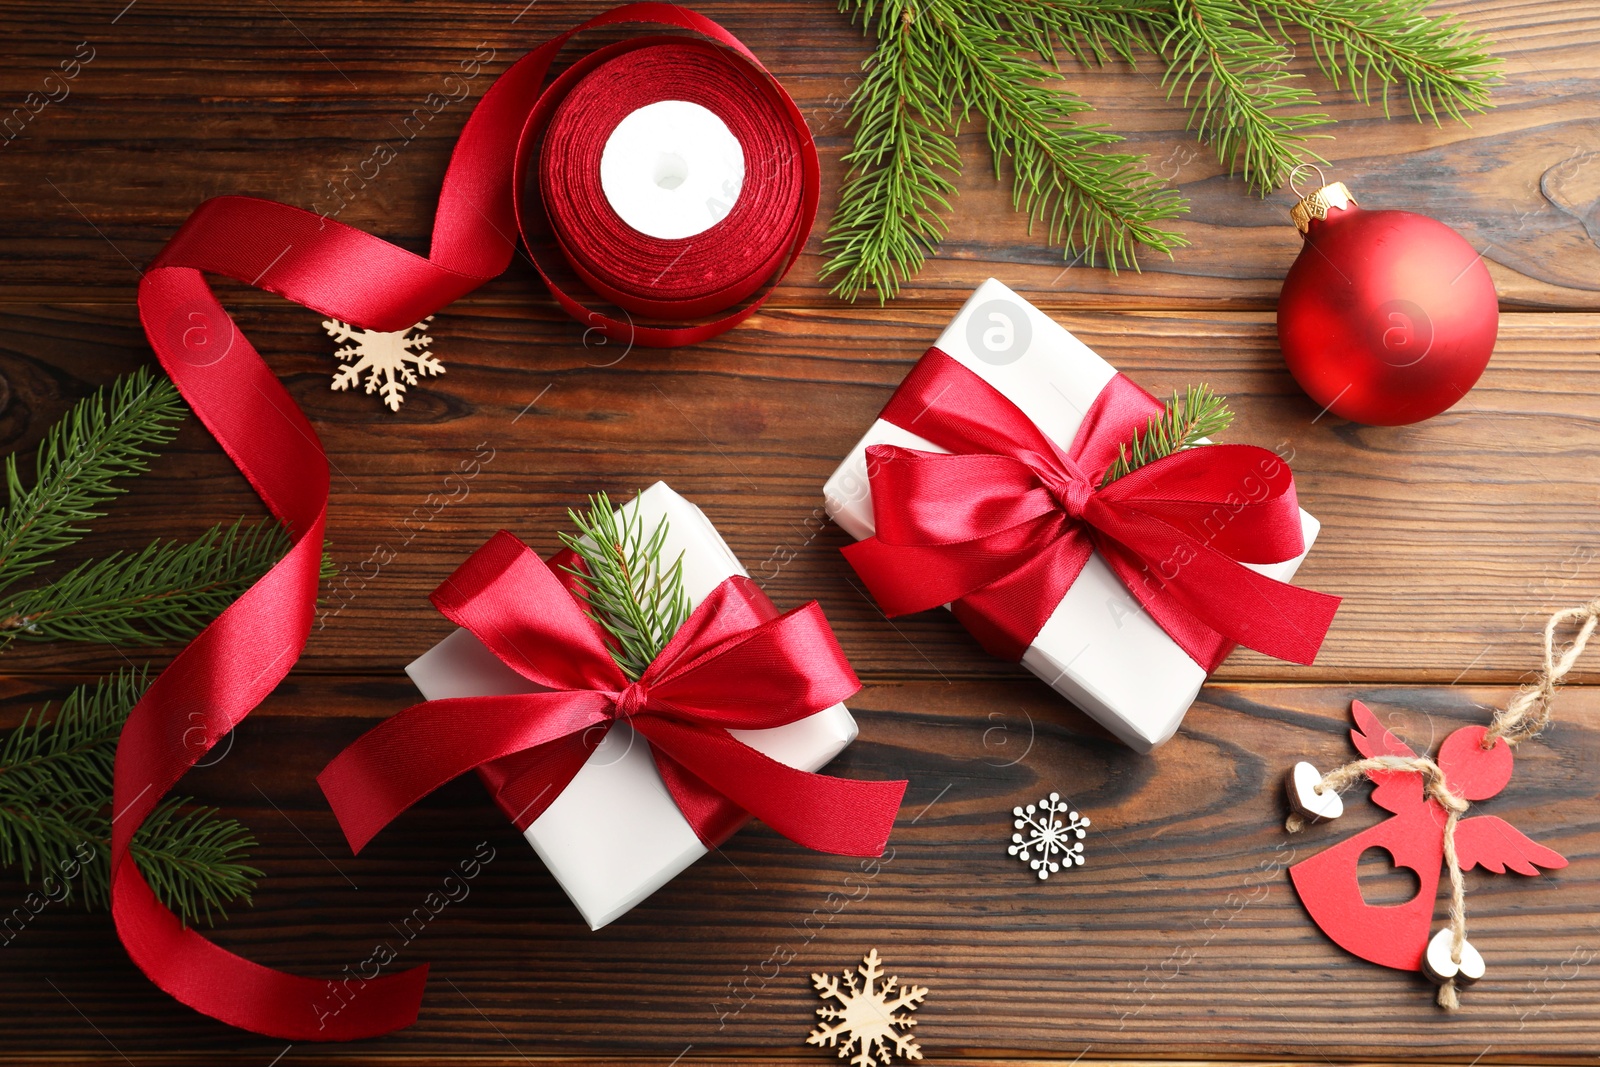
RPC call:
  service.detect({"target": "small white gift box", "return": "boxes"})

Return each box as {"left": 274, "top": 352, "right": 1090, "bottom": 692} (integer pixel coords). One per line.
{"left": 823, "top": 278, "right": 1320, "bottom": 752}
{"left": 406, "top": 482, "right": 859, "bottom": 929}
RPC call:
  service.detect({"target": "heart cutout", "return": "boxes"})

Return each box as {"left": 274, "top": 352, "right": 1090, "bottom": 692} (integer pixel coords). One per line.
{"left": 1355, "top": 845, "right": 1423, "bottom": 908}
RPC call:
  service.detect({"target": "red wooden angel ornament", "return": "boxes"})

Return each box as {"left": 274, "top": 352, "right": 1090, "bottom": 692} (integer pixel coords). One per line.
{"left": 1282, "top": 600, "right": 1598, "bottom": 1009}
{"left": 1289, "top": 702, "right": 1564, "bottom": 970}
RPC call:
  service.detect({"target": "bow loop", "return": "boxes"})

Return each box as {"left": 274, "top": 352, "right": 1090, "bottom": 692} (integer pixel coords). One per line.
{"left": 844, "top": 348, "right": 1340, "bottom": 669}
{"left": 431, "top": 530, "right": 626, "bottom": 693}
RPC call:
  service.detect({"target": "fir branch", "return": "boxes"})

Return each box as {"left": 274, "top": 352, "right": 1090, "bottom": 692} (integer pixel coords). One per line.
{"left": 823, "top": 1, "right": 965, "bottom": 302}
{"left": 0, "top": 803, "right": 104, "bottom": 901}
{"left": 1101, "top": 384, "right": 1234, "bottom": 485}
{"left": 938, "top": 2, "right": 1188, "bottom": 271}
{"left": 0, "top": 669, "right": 259, "bottom": 925}
{"left": 129, "top": 797, "right": 260, "bottom": 926}
{"left": 829, "top": 0, "right": 1498, "bottom": 299}
{"left": 0, "top": 368, "right": 185, "bottom": 597}
{"left": 0, "top": 519, "right": 295, "bottom": 650}
{"left": 559, "top": 493, "right": 690, "bottom": 681}
{"left": 986, "top": 0, "right": 1162, "bottom": 70}
{"left": 0, "top": 669, "right": 136, "bottom": 820}
{"left": 1156, "top": 0, "right": 1331, "bottom": 191}
{"left": 827, "top": 0, "right": 1188, "bottom": 301}
{"left": 1258, "top": 0, "right": 1499, "bottom": 122}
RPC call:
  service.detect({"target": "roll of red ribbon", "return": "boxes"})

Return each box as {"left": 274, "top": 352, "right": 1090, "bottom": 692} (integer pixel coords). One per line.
{"left": 122, "top": 4, "right": 818, "bottom": 1045}
{"left": 524, "top": 38, "right": 813, "bottom": 339}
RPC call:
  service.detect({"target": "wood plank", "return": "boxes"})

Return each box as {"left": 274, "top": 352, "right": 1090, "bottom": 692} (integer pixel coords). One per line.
{"left": 0, "top": 1, "right": 1597, "bottom": 309}
{"left": 0, "top": 302, "right": 1595, "bottom": 685}
{"left": 4, "top": 3, "right": 1600, "bottom": 1062}
{"left": 0, "top": 679, "right": 1595, "bottom": 1061}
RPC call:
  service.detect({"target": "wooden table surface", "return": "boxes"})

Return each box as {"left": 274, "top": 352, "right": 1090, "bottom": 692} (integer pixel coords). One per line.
{"left": 3, "top": 1, "right": 1599, "bottom": 1063}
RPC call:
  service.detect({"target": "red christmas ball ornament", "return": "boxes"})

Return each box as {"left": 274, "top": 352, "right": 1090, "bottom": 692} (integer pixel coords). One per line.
{"left": 1276, "top": 179, "right": 1499, "bottom": 426}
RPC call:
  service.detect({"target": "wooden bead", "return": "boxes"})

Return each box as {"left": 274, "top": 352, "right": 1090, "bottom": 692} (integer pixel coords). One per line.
{"left": 1287, "top": 761, "right": 1343, "bottom": 823}
{"left": 1421, "top": 927, "right": 1486, "bottom": 987}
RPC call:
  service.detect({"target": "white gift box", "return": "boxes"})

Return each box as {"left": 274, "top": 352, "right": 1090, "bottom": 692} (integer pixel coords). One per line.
{"left": 824, "top": 278, "right": 1320, "bottom": 752}
{"left": 406, "top": 482, "right": 859, "bottom": 929}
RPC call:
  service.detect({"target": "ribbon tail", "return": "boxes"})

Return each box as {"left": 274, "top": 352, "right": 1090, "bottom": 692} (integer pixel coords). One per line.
{"left": 113, "top": 862, "right": 428, "bottom": 1041}
{"left": 1096, "top": 509, "right": 1340, "bottom": 667}
{"left": 1192, "top": 564, "right": 1340, "bottom": 666}
{"left": 319, "top": 692, "right": 612, "bottom": 854}
{"left": 842, "top": 536, "right": 977, "bottom": 616}
{"left": 948, "top": 529, "right": 1095, "bottom": 661}
{"left": 638, "top": 719, "right": 905, "bottom": 857}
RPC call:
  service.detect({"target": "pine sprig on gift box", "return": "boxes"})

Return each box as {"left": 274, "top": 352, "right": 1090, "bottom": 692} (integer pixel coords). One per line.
{"left": 827, "top": 0, "right": 1499, "bottom": 301}
{"left": 1100, "top": 383, "right": 1233, "bottom": 485}
{"left": 560, "top": 493, "right": 691, "bottom": 681}
{"left": 0, "top": 669, "right": 261, "bottom": 925}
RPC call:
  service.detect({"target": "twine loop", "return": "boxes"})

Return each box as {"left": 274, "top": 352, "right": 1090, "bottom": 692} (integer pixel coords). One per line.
{"left": 1484, "top": 597, "right": 1600, "bottom": 748}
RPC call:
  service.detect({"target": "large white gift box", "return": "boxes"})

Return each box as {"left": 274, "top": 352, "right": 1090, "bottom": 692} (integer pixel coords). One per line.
{"left": 823, "top": 278, "right": 1320, "bottom": 752}
{"left": 406, "top": 482, "right": 859, "bottom": 929}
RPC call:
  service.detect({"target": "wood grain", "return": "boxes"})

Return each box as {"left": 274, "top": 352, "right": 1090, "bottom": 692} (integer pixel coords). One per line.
{"left": 1, "top": 678, "right": 1596, "bottom": 1063}
{"left": 0, "top": 2, "right": 1598, "bottom": 309}
{"left": 1, "top": 302, "right": 1595, "bottom": 685}
{"left": 2, "top": 0, "right": 1599, "bottom": 1062}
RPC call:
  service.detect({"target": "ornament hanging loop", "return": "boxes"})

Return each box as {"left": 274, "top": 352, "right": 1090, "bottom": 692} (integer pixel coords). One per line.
{"left": 1484, "top": 596, "right": 1600, "bottom": 749}
{"left": 1288, "top": 163, "right": 1328, "bottom": 198}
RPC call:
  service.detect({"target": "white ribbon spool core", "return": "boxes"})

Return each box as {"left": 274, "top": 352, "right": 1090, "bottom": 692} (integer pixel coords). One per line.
{"left": 599, "top": 99, "right": 745, "bottom": 241}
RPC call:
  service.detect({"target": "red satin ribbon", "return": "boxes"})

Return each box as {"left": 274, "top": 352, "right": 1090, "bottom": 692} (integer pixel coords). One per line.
{"left": 842, "top": 348, "right": 1341, "bottom": 670}
{"left": 319, "top": 531, "right": 905, "bottom": 860}
{"left": 530, "top": 38, "right": 810, "bottom": 328}
{"left": 124, "top": 3, "right": 814, "bottom": 1042}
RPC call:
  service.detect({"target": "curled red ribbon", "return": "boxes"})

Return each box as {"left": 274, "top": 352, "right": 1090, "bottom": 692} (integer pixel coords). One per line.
{"left": 318, "top": 531, "right": 906, "bottom": 860}
{"left": 124, "top": 3, "right": 815, "bottom": 1042}
{"left": 842, "top": 348, "right": 1341, "bottom": 670}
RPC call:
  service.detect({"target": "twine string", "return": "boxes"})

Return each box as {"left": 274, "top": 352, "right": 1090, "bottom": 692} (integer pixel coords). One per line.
{"left": 1286, "top": 599, "right": 1600, "bottom": 1010}
{"left": 1485, "top": 597, "right": 1600, "bottom": 747}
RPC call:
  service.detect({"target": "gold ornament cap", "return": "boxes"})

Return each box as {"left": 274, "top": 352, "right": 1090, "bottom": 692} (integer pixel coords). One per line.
{"left": 1289, "top": 181, "right": 1357, "bottom": 236}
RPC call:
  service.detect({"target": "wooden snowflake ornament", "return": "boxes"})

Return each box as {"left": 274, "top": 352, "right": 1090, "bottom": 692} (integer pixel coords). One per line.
{"left": 323, "top": 316, "right": 443, "bottom": 411}
{"left": 1009, "top": 792, "right": 1089, "bottom": 879}
{"left": 808, "top": 949, "right": 927, "bottom": 1066}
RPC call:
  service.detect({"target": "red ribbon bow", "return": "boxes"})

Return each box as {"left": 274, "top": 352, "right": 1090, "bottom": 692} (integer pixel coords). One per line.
{"left": 843, "top": 348, "right": 1340, "bottom": 671}
{"left": 319, "top": 531, "right": 906, "bottom": 859}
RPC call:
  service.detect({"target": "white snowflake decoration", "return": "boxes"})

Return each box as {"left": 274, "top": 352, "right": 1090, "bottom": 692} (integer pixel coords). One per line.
{"left": 323, "top": 316, "right": 444, "bottom": 412}
{"left": 807, "top": 949, "right": 927, "bottom": 1067}
{"left": 1009, "top": 792, "right": 1089, "bottom": 880}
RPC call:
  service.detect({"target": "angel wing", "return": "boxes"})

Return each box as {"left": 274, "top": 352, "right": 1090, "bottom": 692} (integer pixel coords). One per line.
{"left": 1455, "top": 815, "right": 1568, "bottom": 875}
{"left": 1350, "top": 700, "right": 1417, "bottom": 759}
{"left": 1349, "top": 700, "right": 1423, "bottom": 814}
